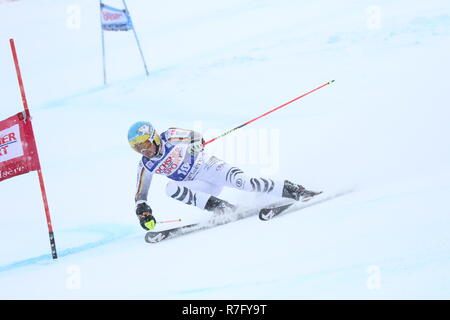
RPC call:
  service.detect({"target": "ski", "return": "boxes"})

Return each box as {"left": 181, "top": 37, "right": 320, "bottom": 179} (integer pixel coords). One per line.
{"left": 145, "top": 202, "right": 275, "bottom": 243}
{"left": 258, "top": 190, "right": 324, "bottom": 220}
{"left": 259, "top": 202, "right": 296, "bottom": 221}
{"left": 258, "top": 190, "right": 353, "bottom": 221}
{"left": 145, "top": 223, "right": 200, "bottom": 243}
{"left": 145, "top": 190, "right": 353, "bottom": 243}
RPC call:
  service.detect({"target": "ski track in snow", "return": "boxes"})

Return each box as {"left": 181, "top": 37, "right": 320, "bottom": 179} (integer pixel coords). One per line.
{"left": 0, "top": 225, "right": 138, "bottom": 273}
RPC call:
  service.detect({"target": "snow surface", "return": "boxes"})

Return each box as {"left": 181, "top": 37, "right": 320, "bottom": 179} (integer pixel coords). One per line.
{"left": 0, "top": 0, "right": 449, "bottom": 299}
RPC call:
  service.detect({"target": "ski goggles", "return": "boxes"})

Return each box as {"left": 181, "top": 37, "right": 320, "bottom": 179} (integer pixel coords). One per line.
{"left": 132, "top": 140, "right": 153, "bottom": 154}
{"left": 129, "top": 132, "right": 161, "bottom": 149}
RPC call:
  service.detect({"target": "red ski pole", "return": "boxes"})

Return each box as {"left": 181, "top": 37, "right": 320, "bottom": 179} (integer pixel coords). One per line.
{"left": 203, "top": 80, "right": 335, "bottom": 146}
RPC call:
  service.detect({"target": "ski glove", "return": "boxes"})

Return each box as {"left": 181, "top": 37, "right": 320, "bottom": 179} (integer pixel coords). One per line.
{"left": 188, "top": 138, "right": 205, "bottom": 156}
{"left": 136, "top": 201, "right": 156, "bottom": 230}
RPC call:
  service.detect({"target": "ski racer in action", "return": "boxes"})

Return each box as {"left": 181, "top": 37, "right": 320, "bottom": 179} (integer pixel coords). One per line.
{"left": 128, "top": 121, "right": 321, "bottom": 231}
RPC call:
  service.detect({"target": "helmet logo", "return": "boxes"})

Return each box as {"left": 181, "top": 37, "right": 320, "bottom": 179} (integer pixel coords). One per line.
{"left": 138, "top": 124, "right": 156, "bottom": 141}
{"left": 138, "top": 125, "right": 150, "bottom": 134}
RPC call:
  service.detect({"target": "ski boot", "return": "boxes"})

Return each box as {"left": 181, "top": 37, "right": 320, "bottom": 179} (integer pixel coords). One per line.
{"left": 204, "top": 196, "right": 237, "bottom": 215}
{"left": 282, "top": 180, "right": 322, "bottom": 202}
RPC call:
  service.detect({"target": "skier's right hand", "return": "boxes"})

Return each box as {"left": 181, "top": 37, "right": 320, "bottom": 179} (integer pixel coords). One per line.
{"left": 188, "top": 138, "right": 205, "bottom": 155}
{"left": 136, "top": 201, "right": 156, "bottom": 230}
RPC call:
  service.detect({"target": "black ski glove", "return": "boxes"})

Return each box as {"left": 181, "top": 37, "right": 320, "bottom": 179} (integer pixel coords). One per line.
{"left": 136, "top": 201, "right": 156, "bottom": 230}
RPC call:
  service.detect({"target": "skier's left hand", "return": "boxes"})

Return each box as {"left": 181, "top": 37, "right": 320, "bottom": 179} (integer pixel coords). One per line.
{"left": 140, "top": 212, "right": 156, "bottom": 230}
{"left": 136, "top": 201, "right": 156, "bottom": 230}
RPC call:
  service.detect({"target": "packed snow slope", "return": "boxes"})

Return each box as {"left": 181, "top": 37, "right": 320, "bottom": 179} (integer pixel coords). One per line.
{"left": 0, "top": 0, "right": 449, "bottom": 299}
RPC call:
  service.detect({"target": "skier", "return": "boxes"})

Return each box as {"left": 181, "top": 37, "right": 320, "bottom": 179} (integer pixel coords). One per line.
{"left": 128, "top": 121, "right": 321, "bottom": 231}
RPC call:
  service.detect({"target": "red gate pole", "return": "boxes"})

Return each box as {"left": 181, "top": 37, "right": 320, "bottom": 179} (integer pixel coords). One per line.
{"left": 9, "top": 39, "right": 58, "bottom": 259}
